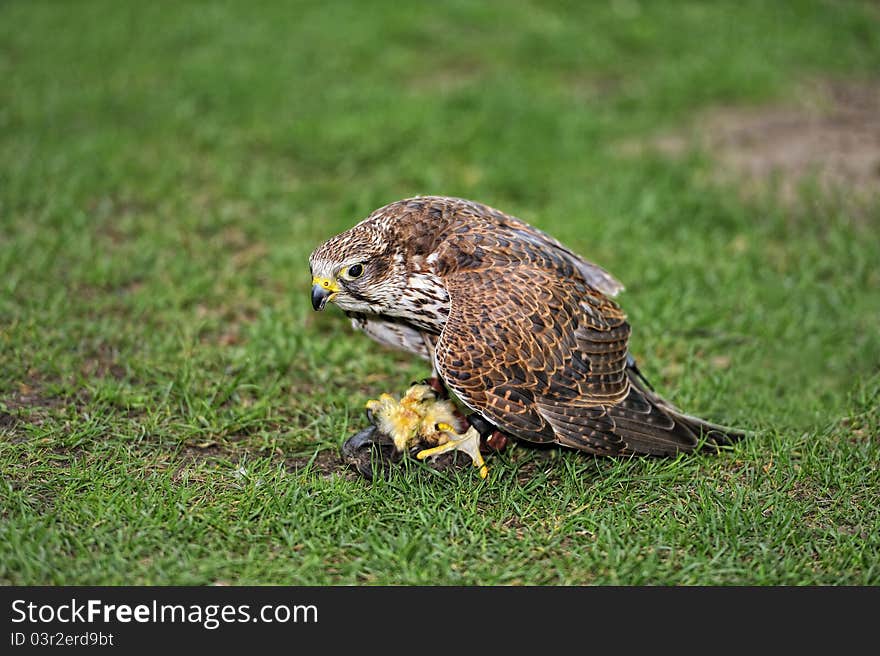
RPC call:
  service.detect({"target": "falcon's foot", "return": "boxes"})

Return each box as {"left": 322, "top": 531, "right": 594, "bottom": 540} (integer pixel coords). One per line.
{"left": 416, "top": 425, "right": 488, "bottom": 479}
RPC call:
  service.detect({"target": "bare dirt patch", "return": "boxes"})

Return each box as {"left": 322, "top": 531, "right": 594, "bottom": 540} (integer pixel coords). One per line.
{"left": 4, "top": 380, "right": 65, "bottom": 412}
{"left": 1, "top": 380, "right": 70, "bottom": 438}
{"left": 0, "top": 411, "right": 19, "bottom": 432}
{"left": 622, "top": 79, "right": 880, "bottom": 206}
{"left": 286, "top": 448, "right": 363, "bottom": 481}
{"left": 80, "top": 341, "right": 127, "bottom": 380}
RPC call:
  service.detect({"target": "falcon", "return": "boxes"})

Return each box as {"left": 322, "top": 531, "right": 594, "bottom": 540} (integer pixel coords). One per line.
{"left": 309, "top": 196, "right": 744, "bottom": 477}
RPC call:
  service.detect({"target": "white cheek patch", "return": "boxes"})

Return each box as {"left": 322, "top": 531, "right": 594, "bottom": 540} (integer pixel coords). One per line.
{"left": 408, "top": 272, "right": 441, "bottom": 293}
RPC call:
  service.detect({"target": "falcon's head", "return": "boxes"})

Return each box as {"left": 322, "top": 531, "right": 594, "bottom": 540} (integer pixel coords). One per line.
{"left": 308, "top": 220, "right": 405, "bottom": 314}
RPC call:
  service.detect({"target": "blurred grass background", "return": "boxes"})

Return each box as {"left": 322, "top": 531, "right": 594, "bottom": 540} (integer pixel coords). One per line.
{"left": 1, "top": 0, "right": 878, "bottom": 585}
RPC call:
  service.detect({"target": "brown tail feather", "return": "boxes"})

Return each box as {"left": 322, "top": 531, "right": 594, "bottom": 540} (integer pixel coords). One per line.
{"left": 611, "top": 358, "right": 747, "bottom": 455}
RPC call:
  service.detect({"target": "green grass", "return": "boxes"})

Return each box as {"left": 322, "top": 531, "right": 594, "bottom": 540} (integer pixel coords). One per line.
{"left": 2, "top": 0, "right": 879, "bottom": 585}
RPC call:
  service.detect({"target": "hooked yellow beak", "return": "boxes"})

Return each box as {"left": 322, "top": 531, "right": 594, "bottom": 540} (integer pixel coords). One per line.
{"left": 311, "top": 277, "right": 339, "bottom": 311}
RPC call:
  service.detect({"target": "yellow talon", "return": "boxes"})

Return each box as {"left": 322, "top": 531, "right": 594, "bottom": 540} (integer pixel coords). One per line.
{"left": 415, "top": 442, "right": 454, "bottom": 460}
{"left": 416, "top": 426, "right": 488, "bottom": 479}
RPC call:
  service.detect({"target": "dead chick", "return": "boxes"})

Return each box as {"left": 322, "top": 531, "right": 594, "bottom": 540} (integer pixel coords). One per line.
{"left": 364, "top": 383, "right": 488, "bottom": 478}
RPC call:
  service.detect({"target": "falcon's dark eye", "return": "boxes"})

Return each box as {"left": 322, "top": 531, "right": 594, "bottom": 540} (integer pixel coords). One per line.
{"left": 344, "top": 263, "right": 365, "bottom": 279}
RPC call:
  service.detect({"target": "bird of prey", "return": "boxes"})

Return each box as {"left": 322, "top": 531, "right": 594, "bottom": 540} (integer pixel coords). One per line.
{"left": 310, "top": 196, "right": 744, "bottom": 477}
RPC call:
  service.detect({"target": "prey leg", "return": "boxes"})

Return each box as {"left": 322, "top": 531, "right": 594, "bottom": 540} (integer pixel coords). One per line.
{"left": 416, "top": 425, "right": 488, "bottom": 479}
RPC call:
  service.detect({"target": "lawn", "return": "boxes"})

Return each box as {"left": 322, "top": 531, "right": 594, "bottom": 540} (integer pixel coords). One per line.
{"left": 1, "top": 0, "right": 878, "bottom": 585}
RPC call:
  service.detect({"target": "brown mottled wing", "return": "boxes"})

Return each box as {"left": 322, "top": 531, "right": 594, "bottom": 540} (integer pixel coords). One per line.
{"left": 425, "top": 196, "right": 625, "bottom": 297}
{"left": 497, "top": 216, "right": 625, "bottom": 298}
{"left": 432, "top": 220, "right": 712, "bottom": 455}
{"left": 432, "top": 224, "right": 633, "bottom": 454}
